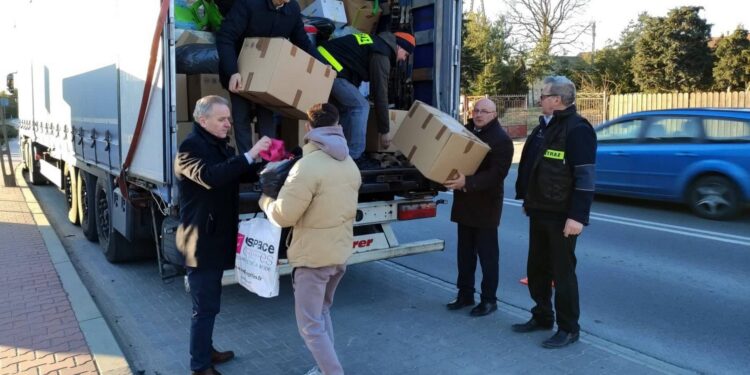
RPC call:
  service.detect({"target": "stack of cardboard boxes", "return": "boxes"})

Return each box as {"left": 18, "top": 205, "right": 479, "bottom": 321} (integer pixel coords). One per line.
{"left": 299, "top": 0, "right": 384, "bottom": 34}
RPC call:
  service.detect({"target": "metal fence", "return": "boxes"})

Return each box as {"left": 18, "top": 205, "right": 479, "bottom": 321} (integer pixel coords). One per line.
{"left": 460, "top": 92, "right": 608, "bottom": 136}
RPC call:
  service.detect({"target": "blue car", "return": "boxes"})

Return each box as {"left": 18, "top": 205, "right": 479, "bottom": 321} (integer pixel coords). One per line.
{"left": 594, "top": 108, "right": 750, "bottom": 220}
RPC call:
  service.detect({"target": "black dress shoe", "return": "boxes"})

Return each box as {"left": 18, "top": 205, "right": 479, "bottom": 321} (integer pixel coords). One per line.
{"left": 542, "top": 329, "right": 579, "bottom": 349}
{"left": 192, "top": 367, "right": 222, "bottom": 375}
{"left": 446, "top": 296, "right": 475, "bottom": 310}
{"left": 211, "top": 348, "right": 235, "bottom": 365}
{"left": 469, "top": 301, "right": 497, "bottom": 316}
{"left": 511, "top": 318, "right": 554, "bottom": 333}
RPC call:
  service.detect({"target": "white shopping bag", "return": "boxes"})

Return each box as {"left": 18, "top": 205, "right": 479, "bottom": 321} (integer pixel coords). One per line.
{"left": 235, "top": 217, "right": 281, "bottom": 298}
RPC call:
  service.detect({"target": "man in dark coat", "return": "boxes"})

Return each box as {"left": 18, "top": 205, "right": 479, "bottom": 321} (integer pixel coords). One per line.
{"left": 215, "top": 0, "right": 321, "bottom": 153}
{"left": 174, "top": 95, "right": 271, "bottom": 375}
{"left": 512, "top": 75, "right": 597, "bottom": 349}
{"left": 444, "top": 98, "right": 514, "bottom": 317}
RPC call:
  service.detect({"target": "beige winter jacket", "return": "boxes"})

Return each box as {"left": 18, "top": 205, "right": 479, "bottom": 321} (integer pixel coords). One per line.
{"left": 259, "top": 143, "right": 361, "bottom": 268}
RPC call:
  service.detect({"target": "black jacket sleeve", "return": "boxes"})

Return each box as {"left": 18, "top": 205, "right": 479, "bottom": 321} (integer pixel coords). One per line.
{"left": 369, "top": 53, "right": 391, "bottom": 134}
{"left": 215, "top": 0, "right": 249, "bottom": 87}
{"left": 175, "top": 139, "right": 255, "bottom": 190}
{"left": 465, "top": 132, "right": 514, "bottom": 193}
{"left": 565, "top": 124, "right": 597, "bottom": 224}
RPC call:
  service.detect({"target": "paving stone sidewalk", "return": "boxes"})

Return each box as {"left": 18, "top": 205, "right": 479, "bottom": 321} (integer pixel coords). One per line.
{"left": 0, "top": 142, "right": 130, "bottom": 375}
{"left": 0, "top": 178, "right": 99, "bottom": 374}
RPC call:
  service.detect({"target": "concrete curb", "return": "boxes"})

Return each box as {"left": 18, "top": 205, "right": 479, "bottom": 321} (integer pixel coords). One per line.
{"left": 15, "top": 166, "right": 133, "bottom": 375}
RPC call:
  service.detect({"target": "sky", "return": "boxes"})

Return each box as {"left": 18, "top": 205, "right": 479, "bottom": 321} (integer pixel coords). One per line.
{"left": 1, "top": 0, "right": 749, "bottom": 92}
{"left": 477, "top": 0, "right": 749, "bottom": 53}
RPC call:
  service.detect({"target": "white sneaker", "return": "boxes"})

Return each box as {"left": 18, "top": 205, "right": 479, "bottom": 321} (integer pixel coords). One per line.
{"left": 303, "top": 366, "right": 322, "bottom": 375}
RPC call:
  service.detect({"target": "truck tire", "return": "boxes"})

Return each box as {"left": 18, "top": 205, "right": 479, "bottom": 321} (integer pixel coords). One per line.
{"left": 95, "top": 177, "right": 131, "bottom": 262}
{"left": 64, "top": 164, "right": 79, "bottom": 225}
{"left": 77, "top": 171, "right": 98, "bottom": 242}
{"left": 27, "top": 142, "right": 47, "bottom": 185}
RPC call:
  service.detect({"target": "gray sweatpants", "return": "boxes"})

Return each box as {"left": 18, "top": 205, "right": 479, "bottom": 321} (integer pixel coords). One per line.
{"left": 293, "top": 265, "right": 347, "bottom": 375}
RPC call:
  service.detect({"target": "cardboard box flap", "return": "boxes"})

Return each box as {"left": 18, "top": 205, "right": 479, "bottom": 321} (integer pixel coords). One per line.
{"left": 393, "top": 100, "right": 490, "bottom": 183}
{"left": 237, "top": 37, "right": 336, "bottom": 119}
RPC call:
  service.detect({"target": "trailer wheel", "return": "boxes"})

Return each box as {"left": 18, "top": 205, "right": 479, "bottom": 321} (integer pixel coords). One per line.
{"left": 95, "top": 177, "right": 131, "bottom": 262}
{"left": 27, "top": 142, "right": 47, "bottom": 185}
{"left": 63, "top": 164, "right": 79, "bottom": 225}
{"left": 77, "top": 171, "right": 98, "bottom": 241}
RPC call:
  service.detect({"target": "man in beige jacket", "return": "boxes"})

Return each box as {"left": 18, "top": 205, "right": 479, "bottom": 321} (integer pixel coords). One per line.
{"left": 260, "top": 103, "right": 361, "bottom": 375}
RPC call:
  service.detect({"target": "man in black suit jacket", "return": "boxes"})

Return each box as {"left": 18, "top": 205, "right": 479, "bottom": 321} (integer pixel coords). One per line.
{"left": 174, "top": 95, "right": 271, "bottom": 375}
{"left": 444, "top": 98, "right": 514, "bottom": 317}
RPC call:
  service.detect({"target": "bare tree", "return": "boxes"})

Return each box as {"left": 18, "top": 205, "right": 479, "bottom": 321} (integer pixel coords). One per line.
{"left": 506, "top": 0, "right": 591, "bottom": 53}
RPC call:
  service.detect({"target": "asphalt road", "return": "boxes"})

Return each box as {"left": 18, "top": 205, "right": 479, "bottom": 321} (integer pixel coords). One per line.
{"left": 392, "top": 166, "right": 750, "bottom": 374}
{"left": 18, "top": 126, "right": 749, "bottom": 374}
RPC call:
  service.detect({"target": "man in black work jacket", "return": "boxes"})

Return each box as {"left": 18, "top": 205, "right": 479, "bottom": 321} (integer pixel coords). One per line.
{"left": 174, "top": 95, "right": 271, "bottom": 375}
{"left": 216, "top": 0, "right": 321, "bottom": 153}
{"left": 513, "top": 75, "right": 597, "bottom": 349}
{"left": 444, "top": 98, "right": 514, "bottom": 317}
{"left": 316, "top": 31, "right": 415, "bottom": 168}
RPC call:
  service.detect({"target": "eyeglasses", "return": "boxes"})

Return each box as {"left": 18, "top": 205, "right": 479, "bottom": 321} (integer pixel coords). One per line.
{"left": 472, "top": 109, "right": 496, "bottom": 115}
{"left": 540, "top": 94, "right": 557, "bottom": 100}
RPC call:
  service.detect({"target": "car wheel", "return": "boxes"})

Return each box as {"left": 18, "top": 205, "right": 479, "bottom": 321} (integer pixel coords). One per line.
{"left": 688, "top": 175, "right": 741, "bottom": 220}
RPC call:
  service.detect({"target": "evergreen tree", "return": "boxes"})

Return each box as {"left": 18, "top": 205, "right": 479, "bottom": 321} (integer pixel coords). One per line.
{"left": 713, "top": 27, "right": 750, "bottom": 91}
{"left": 632, "top": 6, "right": 713, "bottom": 92}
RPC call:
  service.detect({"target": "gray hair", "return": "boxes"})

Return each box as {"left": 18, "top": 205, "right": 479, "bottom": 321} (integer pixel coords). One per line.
{"left": 542, "top": 76, "right": 576, "bottom": 106}
{"left": 193, "top": 95, "right": 230, "bottom": 120}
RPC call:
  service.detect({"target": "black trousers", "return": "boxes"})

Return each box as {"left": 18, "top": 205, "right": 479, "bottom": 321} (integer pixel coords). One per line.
{"left": 187, "top": 266, "right": 224, "bottom": 371}
{"left": 456, "top": 224, "right": 499, "bottom": 302}
{"left": 230, "top": 93, "right": 276, "bottom": 155}
{"left": 527, "top": 216, "right": 580, "bottom": 333}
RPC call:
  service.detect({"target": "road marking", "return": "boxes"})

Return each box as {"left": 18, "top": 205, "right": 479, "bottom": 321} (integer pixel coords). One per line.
{"left": 502, "top": 198, "right": 750, "bottom": 246}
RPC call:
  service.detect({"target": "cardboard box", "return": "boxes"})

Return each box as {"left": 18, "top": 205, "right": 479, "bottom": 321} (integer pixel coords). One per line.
{"left": 176, "top": 74, "right": 189, "bottom": 122}
{"left": 344, "top": 0, "right": 382, "bottom": 34}
{"left": 177, "top": 121, "right": 194, "bottom": 146}
{"left": 392, "top": 101, "right": 490, "bottom": 183}
{"left": 186, "top": 74, "right": 231, "bottom": 117}
{"left": 366, "top": 109, "right": 407, "bottom": 152}
{"left": 237, "top": 37, "right": 336, "bottom": 120}
{"left": 301, "top": 0, "right": 348, "bottom": 26}
{"left": 175, "top": 29, "right": 215, "bottom": 47}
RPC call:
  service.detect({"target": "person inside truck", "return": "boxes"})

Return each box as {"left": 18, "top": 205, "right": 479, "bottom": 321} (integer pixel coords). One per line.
{"left": 317, "top": 31, "right": 416, "bottom": 169}
{"left": 174, "top": 95, "right": 272, "bottom": 375}
{"left": 443, "top": 98, "right": 514, "bottom": 318}
{"left": 216, "top": 0, "right": 323, "bottom": 154}
{"left": 259, "top": 103, "right": 361, "bottom": 375}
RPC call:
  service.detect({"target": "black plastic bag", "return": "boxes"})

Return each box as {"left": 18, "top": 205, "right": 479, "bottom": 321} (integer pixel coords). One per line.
{"left": 176, "top": 43, "right": 219, "bottom": 74}
{"left": 259, "top": 156, "right": 302, "bottom": 199}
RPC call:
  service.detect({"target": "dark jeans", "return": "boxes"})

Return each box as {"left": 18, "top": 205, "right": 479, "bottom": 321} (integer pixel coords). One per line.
{"left": 456, "top": 224, "right": 499, "bottom": 302}
{"left": 187, "top": 266, "right": 224, "bottom": 372}
{"left": 527, "top": 216, "right": 580, "bottom": 333}
{"left": 230, "top": 93, "right": 276, "bottom": 155}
